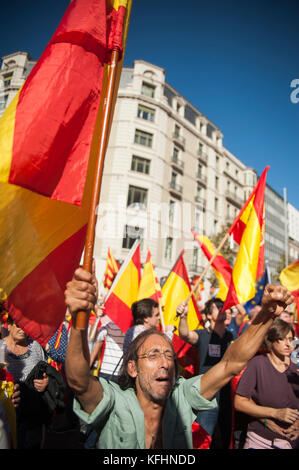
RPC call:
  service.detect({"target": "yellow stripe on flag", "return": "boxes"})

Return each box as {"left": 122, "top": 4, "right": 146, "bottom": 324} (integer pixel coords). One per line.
{"left": 113, "top": 258, "right": 140, "bottom": 308}
{"left": 0, "top": 89, "right": 21, "bottom": 182}
{"left": 232, "top": 202, "right": 262, "bottom": 303}
{"left": 279, "top": 261, "right": 299, "bottom": 292}
{"left": 162, "top": 272, "right": 200, "bottom": 332}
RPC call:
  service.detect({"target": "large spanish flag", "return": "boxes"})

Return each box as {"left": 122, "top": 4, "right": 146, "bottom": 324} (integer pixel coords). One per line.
{"left": 0, "top": 0, "right": 132, "bottom": 345}
{"left": 103, "top": 248, "right": 120, "bottom": 291}
{"left": 104, "top": 240, "right": 141, "bottom": 333}
{"left": 191, "top": 229, "right": 232, "bottom": 301}
{"left": 223, "top": 166, "right": 269, "bottom": 311}
{"left": 162, "top": 251, "right": 203, "bottom": 377}
{"left": 137, "top": 248, "right": 164, "bottom": 306}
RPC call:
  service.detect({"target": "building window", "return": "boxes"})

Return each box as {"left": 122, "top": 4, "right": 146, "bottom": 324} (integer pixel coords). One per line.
{"left": 173, "top": 147, "right": 179, "bottom": 162}
{"left": 122, "top": 225, "right": 144, "bottom": 250}
{"left": 174, "top": 124, "right": 180, "bottom": 138}
{"left": 134, "top": 129, "right": 153, "bottom": 148}
{"left": 193, "top": 247, "right": 198, "bottom": 266}
{"left": 165, "top": 237, "right": 173, "bottom": 260}
{"left": 0, "top": 94, "right": 8, "bottom": 110}
{"left": 141, "top": 82, "right": 155, "bottom": 98}
{"left": 169, "top": 200, "right": 175, "bottom": 222}
{"left": 215, "top": 197, "right": 218, "bottom": 213}
{"left": 215, "top": 176, "right": 219, "bottom": 191}
{"left": 131, "top": 155, "right": 150, "bottom": 175}
{"left": 3, "top": 73, "right": 13, "bottom": 87}
{"left": 194, "top": 211, "right": 202, "bottom": 232}
{"left": 197, "top": 163, "right": 203, "bottom": 178}
{"left": 214, "top": 219, "right": 218, "bottom": 233}
{"left": 206, "top": 123, "right": 214, "bottom": 139}
{"left": 137, "top": 104, "right": 155, "bottom": 122}
{"left": 127, "top": 185, "right": 147, "bottom": 208}
{"left": 171, "top": 171, "right": 178, "bottom": 186}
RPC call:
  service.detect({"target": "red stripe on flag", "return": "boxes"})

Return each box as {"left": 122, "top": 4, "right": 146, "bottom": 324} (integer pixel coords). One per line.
{"left": 8, "top": 225, "right": 87, "bottom": 345}
{"left": 8, "top": 0, "right": 128, "bottom": 205}
{"left": 104, "top": 292, "right": 134, "bottom": 333}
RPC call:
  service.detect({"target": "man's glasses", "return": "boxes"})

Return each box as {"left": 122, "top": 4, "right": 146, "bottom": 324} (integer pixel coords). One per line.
{"left": 137, "top": 350, "right": 176, "bottom": 362}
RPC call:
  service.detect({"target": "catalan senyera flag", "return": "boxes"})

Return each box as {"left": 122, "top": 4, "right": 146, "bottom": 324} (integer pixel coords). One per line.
{"left": 162, "top": 251, "right": 203, "bottom": 377}
{"left": 104, "top": 240, "right": 141, "bottom": 333}
{"left": 0, "top": 0, "right": 132, "bottom": 346}
{"left": 103, "top": 248, "right": 120, "bottom": 291}
{"left": 137, "top": 249, "right": 164, "bottom": 306}
{"left": 191, "top": 229, "right": 232, "bottom": 301}
{"left": 279, "top": 260, "right": 299, "bottom": 320}
{"left": 223, "top": 166, "right": 269, "bottom": 311}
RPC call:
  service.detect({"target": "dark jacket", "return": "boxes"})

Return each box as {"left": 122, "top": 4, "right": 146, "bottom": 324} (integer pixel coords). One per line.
{"left": 18, "top": 361, "right": 66, "bottom": 425}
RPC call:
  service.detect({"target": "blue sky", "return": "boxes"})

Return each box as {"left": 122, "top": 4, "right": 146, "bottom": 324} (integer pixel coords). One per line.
{"left": 1, "top": 0, "right": 298, "bottom": 208}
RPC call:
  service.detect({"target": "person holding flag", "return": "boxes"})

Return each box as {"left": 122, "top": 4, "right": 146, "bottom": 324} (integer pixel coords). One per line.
{"left": 123, "top": 298, "right": 175, "bottom": 354}
{"left": 64, "top": 264, "right": 293, "bottom": 449}
{"left": 177, "top": 297, "right": 234, "bottom": 448}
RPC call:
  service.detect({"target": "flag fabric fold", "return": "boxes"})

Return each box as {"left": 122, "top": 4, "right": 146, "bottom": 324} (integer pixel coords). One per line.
{"left": 191, "top": 229, "right": 232, "bottom": 301}
{"left": 0, "top": 0, "right": 132, "bottom": 345}
{"left": 137, "top": 249, "right": 164, "bottom": 306}
{"left": 0, "top": 0, "right": 131, "bottom": 204}
{"left": 279, "top": 260, "right": 299, "bottom": 293}
{"left": 162, "top": 251, "right": 202, "bottom": 377}
{"left": 223, "top": 166, "right": 269, "bottom": 311}
{"left": 104, "top": 240, "right": 141, "bottom": 333}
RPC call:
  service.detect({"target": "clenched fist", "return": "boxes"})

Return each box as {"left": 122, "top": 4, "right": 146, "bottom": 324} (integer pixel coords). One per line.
{"left": 261, "top": 284, "right": 294, "bottom": 318}
{"left": 65, "top": 264, "right": 98, "bottom": 317}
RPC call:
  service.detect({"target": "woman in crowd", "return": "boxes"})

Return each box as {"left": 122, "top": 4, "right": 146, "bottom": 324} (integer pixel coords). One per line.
{"left": 234, "top": 318, "right": 299, "bottom": 449}
{"left": 0, "top": 315, "right": 49, "bottom": 448}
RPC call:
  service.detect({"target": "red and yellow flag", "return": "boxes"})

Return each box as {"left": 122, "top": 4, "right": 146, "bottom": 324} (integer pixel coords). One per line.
{"left": 103, "top": 248, "right": 120, "bottom": 291}
{"left": 137, "top": 249, "right": 164, "bottom": 306}
{"left": 162, "top": 251, "right": 203, "bottom": 377}
{"left": 104, "top": 240, "right": 141, "bottom": 333}
{"left": 279, "top": 260, "right": 299, "bottom": 320}
{"left": 0, "top": 0, "right": 132, "bottom": 345}
{"left": 191, "top": 229, "right": 232, "bottom": 301}
{"left": 223, "top": 166, "right": 269, "bottom": 310}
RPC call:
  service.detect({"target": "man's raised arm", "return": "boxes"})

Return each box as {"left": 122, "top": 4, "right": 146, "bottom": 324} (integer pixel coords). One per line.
{"left": 64, "top": 266, "right": 103, "bottom": 415}
{"left": 200, "top": 284, "right": 294, "bottom": 401}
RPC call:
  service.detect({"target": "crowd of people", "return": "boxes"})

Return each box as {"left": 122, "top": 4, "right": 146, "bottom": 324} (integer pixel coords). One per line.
{"left": 0, "top": 267, "right": 298, "bottom": 450}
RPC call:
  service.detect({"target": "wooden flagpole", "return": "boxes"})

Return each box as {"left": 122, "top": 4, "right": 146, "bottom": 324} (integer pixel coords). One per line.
{"left": 75, "top": 49, "right": 121, "bottom": 330}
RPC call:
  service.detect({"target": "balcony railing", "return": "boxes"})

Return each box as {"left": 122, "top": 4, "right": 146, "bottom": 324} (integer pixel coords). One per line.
{"left": 196, "top": 173, "right": 207, "bottom": 184}
{"left": 197, "top": 149, "right": 208, "bottom": 163}
{"left": 172, "top": 132, "right": 186, "bottom": 147}
{"left": 169, "top": 181, "right": 183, "bottom": 193}
{"left": 195, "top": 195, "right": 206, "bottom": 207}
{"left": 171, "top": 156, "right": 185, "bottom": 170}
{"left": 225, "top": 190, "right": 244, "bottom": 207}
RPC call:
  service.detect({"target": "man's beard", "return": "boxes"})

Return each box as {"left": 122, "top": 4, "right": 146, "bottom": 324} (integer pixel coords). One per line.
{"left": 136, "top": 368, "right": 174, "bottom": 404}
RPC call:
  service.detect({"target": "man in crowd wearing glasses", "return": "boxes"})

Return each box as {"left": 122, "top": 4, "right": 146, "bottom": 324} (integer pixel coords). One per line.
{"left": 64, "top": 266, "right": 294, "bottom": 449}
